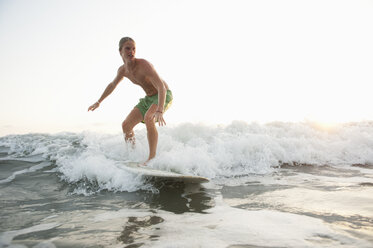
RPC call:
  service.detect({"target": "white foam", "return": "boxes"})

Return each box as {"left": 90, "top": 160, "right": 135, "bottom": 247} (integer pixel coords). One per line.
{"left": 151, "top": 121, "right": 373, "bottom": 177}
{"left": 0, "top": 121, "right": 372, "bottom": 192}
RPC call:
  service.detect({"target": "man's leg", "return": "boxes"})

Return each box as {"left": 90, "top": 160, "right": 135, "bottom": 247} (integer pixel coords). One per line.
{"left": 122, "top": 107, "right": 143, "bottom": 145}
{"left": 144, "top": 104, "right": 159, "bottom": 161}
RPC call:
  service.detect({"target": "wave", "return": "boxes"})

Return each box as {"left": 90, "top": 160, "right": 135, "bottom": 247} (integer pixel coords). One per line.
{"left": 0, "top": 161, "right": 51, "bottom": 184}
{"left": 1, "top": 121, "right": 372, "bottom": 192}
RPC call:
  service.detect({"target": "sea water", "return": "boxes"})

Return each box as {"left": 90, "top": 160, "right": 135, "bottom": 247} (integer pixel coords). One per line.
{"left": 0, "top": 121, "right": 372, "bottom": 247}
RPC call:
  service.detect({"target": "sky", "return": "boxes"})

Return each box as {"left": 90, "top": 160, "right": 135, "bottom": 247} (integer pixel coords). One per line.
{"left": 0, "top": 0, "right": 372, "bottom": 136}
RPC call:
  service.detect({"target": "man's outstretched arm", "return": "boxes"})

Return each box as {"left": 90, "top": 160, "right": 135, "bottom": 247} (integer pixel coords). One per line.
{"left": 88, "top": 67, "right": 125, "bottom": 111}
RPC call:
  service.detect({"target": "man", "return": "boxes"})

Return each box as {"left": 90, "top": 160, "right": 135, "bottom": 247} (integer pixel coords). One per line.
{"left": 88, "top": 37, "right": 173, "bottom": 164}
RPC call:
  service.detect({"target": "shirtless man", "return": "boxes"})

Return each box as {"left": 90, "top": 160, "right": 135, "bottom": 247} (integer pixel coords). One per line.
{"left": 88, "top": 37, "right": 173, "bottom": 164}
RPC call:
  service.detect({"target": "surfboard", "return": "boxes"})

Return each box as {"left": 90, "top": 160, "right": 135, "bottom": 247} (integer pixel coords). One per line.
{"left": 121, "top": 162, "right": 209, "bottom": 184}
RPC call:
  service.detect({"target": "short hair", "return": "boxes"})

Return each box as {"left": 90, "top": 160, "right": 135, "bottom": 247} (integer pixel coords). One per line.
{"left": 119, "top": 37, "right": 135, "bottom": 51}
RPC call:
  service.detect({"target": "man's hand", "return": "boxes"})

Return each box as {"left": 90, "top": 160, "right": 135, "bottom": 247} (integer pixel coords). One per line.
{"left": 88, "top": 102, "right": 100, "bottom": 112}
{"left": 153, "top": 111, "right": 166, "bottom": 126}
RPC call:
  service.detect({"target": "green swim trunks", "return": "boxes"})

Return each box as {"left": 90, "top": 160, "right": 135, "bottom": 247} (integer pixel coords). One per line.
{"left": 135, "top": 90, "right": 173, "bottom": 119}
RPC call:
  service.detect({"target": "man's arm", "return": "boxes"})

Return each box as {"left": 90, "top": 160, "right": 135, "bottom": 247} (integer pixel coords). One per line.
{"left": 142, "top": 61, "right": 167, "bottom": 125}
{"left": 88, "top": 67, "right": 125, "bottom": 111}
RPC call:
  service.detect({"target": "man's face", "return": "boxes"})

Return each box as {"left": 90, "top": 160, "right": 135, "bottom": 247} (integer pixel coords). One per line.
{"left": 120, "top": 41, "right": 136, "bottom": 62}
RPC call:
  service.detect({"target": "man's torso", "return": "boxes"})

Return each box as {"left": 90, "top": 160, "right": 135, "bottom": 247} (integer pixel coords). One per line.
{"left": 121, "top": 59, "right": 169, "bottom": 96}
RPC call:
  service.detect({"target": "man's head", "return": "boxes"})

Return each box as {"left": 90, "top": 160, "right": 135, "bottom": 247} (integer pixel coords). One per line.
{"left": 119, "top": 37, "right": 136, "bottom": 62}
{"left": 119, "top": 37, "right": 135, "bottom": 51}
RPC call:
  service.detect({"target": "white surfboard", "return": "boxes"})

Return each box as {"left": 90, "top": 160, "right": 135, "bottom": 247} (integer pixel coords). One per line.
{"left": 121, "top": 162, "right": 209, "bottom": 184}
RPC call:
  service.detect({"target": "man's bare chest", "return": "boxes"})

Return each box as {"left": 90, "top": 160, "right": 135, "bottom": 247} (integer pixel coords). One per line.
{"left": 125, "top": 67, "right": 145, "bottom": 84}
{"left": 125, "top": 69, "right": 156, "bottom": 94}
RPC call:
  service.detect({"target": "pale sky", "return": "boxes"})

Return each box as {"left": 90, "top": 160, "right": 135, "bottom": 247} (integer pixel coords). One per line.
{"left": 1, "top": 0, "right": 372, "bottom": 135}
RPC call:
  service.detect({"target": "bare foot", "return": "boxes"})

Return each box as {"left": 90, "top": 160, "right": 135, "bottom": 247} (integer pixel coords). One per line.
{"left": 139, "top": 161, "right": 147, "bottom": 167}
{"left": 140, "top": 158, "right": 154, "bottom": 167}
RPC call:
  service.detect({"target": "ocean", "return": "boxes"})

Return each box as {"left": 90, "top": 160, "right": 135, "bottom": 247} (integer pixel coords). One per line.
{"left": 0, "top": 121, "right": 372, "bottom": 248}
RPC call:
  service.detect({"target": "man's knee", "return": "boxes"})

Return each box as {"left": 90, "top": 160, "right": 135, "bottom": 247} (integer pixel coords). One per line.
{"left": 122, "top": 120, "right": 133, "bottom": 134}
{"left": 144, "top": 112, "right": 155, "bottom": 126}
